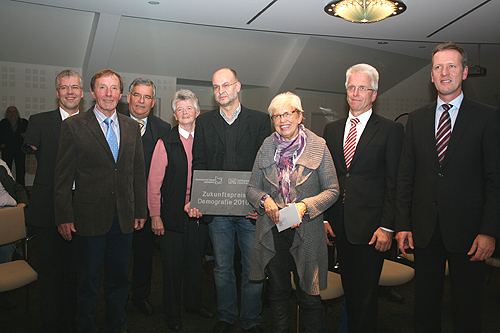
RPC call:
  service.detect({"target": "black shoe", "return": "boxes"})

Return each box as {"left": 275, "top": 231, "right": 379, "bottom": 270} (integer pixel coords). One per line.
{"left": 167, "top": 316, "right": 182, "bottom": 331}
{"left": 212, "top": 321, "right": 233, "bottom": 333}
{"left": 387, "top": 288, "right": 405, "bottom": 303}
{"left": 186, "top": 306, "right": 215, "bottom": 319}
{"left": 242, "top": 325, "right": 263, "bottom": 333}
{"left": 133, "top": 299, "right": 155, "bottom": 315}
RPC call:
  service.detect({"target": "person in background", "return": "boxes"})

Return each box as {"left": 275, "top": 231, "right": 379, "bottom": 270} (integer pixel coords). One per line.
{"left": 148, "top": 89, "right": 214, "bottom": 331}
{"left": 23, "top": 69, "right": 83, "bottom": 332}
{"left": 0, "top": 106, "right": 28, "bottom": 185}
{"left": 395, "top": 42, "right": 500, "bottom": 333}
{"left": 125, "top": 77, "right": 171, "bottom": 316}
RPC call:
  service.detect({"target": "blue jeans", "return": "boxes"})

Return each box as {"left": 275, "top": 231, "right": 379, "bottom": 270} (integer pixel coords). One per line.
{"left": 209, "top": 216, "right": 263, "bottom": 329}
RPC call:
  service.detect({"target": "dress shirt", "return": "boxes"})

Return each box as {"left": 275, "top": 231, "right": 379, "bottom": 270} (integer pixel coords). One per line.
{"left": 435, "top": 92, "right": 464, "bottom": 135}
{"left": 0, "top": 160, "right": 17, "bottom": 207}
{"left": 59, "top": 107, "right": 79, "bottom": 121}
{"left": 129, "top": 114, "right": 148, "bottom": 128}
{"left": 343, "top": 109, "right": 372, "bottom": 146}
{"left": 93, "top": 107, "right": 120, "bottom": 146}
{"left": 220, "top": 104, "right": 242, "bottom": 125}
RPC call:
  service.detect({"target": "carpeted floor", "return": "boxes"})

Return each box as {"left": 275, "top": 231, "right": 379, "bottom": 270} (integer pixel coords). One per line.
{"left": 2, "top": 239, "right": 500, "bottom": 332}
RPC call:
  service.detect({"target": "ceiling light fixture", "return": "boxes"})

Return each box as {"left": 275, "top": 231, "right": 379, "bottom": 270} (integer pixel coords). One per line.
{"left": 324, "top": 0, "right": 406, "bottom": 23}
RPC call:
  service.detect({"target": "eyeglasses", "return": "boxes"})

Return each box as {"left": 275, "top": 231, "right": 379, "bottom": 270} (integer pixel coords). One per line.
{"left": 271, "top": 110, "right": 298, "bottom": 122}
{"left": 58, "top": 85, "right": 81, "bottom": 92}
{"left": 131, "top": 92, "right": 153, "bottom": 101}
{"left": 175, "top": 106, "right": 195, "bottom": 113}
{"left": 213, "top": 81, "right": 238, "bottom": 92}
{"left": 347, "top": 86, "right": 374, "bottom": 93}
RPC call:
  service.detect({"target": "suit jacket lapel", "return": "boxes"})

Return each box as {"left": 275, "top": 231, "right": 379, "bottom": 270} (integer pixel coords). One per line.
{"left": 49, "top": 109, "right": 62, "bottom": 142}
{"left": 441, "top": 97, "right": 474, "bottom": 168}
{"left": 85, "top": 110, "right": 115, "bottom": 162}
{"left": 211, "top": 110, "right": 225, "bottom": 145}
{"left": 335, "top": 120, "right": 348, "bottom": 171}
{"left": 236, "top": 107, "right": 250, "bottom": 147}
{"left": 350, "top": 113, "right": 379, "bottom": 168}
{"left": 421, "top": 103, "right": 441, "bottom": 169}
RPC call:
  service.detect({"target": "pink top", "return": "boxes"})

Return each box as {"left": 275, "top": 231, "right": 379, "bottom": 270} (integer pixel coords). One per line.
{"left": 147, "top": 132, "right": 194, "bottom": 216}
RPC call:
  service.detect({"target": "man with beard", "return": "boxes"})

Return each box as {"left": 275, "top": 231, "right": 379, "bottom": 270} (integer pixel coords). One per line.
{"left": 0, "top": 106, "right": 28, "bottom": 185}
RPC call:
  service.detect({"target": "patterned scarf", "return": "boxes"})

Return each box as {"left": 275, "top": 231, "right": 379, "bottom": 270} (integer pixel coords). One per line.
{"left": 273, "top": 124, "right": 307, "bottom": 204}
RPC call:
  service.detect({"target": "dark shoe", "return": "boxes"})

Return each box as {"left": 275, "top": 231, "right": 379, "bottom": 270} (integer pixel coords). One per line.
{"left": 212, "top": 321, "right": 233, "bottom": 333}
{"left": 242, "top": 325, "right": 263, "bottom": 332}
{"left": 133, "top": 298, "right": 155, "bottom": 315}
{"left": 186, "top": 306, "right": 215, "bottom": 319}
{"left": 167, "top": 316, "right": 182, "bottom": 331}
{"left": 387, "top": 288, "right": 405, "bottom": 303}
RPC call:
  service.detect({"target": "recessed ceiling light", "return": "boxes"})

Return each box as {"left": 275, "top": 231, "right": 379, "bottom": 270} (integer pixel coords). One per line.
{"left": 148, "top": 1, "right": 160, "bottom": 5}
{"left": 378, "top": 42, "right": 388, "bottom": 45}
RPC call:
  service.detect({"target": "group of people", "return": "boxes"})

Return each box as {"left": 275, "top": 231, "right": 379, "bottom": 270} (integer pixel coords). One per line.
{"left": 5, "top": 40, "right": 497, "bottom": 333}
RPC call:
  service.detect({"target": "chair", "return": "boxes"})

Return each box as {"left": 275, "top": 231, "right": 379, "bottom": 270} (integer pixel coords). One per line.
{"left": 0, "top": 206, "right": 38, "bottom": 310}
{"left": 379, "top": 259, "right": 415, "bottom": 286}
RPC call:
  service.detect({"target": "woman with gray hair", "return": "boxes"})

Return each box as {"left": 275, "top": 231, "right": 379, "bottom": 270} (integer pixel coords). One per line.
{"left": 247, "top": 92, "right": 339, "bottom": 332}
{"left": 148, "top": 89, "right": 214, "bottom": 331}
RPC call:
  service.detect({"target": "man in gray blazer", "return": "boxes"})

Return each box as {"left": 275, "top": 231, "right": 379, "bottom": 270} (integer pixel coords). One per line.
{"left": 54, "top": 69, "right": 147, "bottom": 333}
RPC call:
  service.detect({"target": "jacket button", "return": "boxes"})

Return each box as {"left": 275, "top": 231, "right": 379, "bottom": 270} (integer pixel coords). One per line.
{"left": 433, "top": 201, "right": 438, "bottom": 205}
{"left": 346, "top": 173, "right": 350, "bottom": 178}
{"left": 438, "top": 173, "right": 443, "bottom": 177}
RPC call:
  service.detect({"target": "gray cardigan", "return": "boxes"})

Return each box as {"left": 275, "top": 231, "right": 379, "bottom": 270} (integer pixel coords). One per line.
{"left": 246, "top": 129, "right": 339, "bottom": 295}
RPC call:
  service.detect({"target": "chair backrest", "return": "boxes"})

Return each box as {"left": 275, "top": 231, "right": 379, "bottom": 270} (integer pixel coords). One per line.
{"left": 0, "top": 206, "right": 25, "bottom": 246}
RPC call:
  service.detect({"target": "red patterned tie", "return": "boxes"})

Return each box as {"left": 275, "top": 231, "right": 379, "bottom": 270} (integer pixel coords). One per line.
{"left": 343, "top": 117, "right": 359, "bottom": 203}
{"left": 344, "top": 117, "right": 359, "bottom": 169}
{"left": 436, "top": 104, "right": 452, "bottom": 166}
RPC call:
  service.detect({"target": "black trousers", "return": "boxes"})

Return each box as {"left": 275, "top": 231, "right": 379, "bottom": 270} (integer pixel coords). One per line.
{"left": 157, "top": 219, "right": 208, "bottom": 318}
{"left": 33, "top": 225, "right": 77, "bottom": 331}
{"left": 131, "top": 216, "right": 155, "bottom": 303}
{"left": 336, "top": 222, "right": 385, "bottom": 333}
{"left": 414, "top": 222, "right": 486, "bottom": 333}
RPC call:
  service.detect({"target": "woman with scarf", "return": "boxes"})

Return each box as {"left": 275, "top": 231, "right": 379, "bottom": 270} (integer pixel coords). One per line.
{"left": 247, "top": 92, "right": 339, "bottom": 333}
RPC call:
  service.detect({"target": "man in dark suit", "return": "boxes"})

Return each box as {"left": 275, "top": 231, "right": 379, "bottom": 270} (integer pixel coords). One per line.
{"left": 395, "top": 42, "right": 500, "bottom": 333}
{"left": 188, "top": 68, "right": 272, "bottom": 333}
{"left": 125, "top": 77, "right": 170, "bottom": 316}
{"left": 0, "top": 106, "right": 28, "bottom": 185}
{"left": 54, "top": 69, "right": 147, "bottom": 333}
{"left": 323, "top": 63, "right": 404, "bottom": 333}
{"left": 23, "top": 69, "right": 83, "bottom": 332}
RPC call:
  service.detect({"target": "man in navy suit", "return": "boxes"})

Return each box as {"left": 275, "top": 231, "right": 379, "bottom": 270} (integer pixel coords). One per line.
{"left": 23, "top": 69, "right": 83, "bottom": 332}
{"left": 323, "top": 63, "right": 403, "bottom": 333}
{"left": 396, "top": 42, "right": 500, "bottom": 333}
{"left": 125, "top": 77, "right": 170, "bottom": 316}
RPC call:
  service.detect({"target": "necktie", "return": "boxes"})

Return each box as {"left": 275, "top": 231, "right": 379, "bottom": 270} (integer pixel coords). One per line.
{"left": 104, "top": 118, "right": 119, "bottom": 162}
{"left": 344, "top": 117, "right": 360, "bottom": 170}
{"left": 343, "top": 117, "right": 359, "bottom": 203}
{"left": 137, "top": 119, "right": 145, "bottom": 137}
{"left": 436, "top": 104, "right": 452, "bottom": 166}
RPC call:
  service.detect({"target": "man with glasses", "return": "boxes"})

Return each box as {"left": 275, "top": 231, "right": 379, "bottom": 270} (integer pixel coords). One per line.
{"left": 323, "top": 63, "right": 404, "bottom": 332}
{"left": 125, "top": 78, "right": 170, "bottom": 316}
{"left": 23, "top": 69, "right": 83, "bottom": 331}
{"left": 188, "top": 68, "right": 272, "bottom": 333}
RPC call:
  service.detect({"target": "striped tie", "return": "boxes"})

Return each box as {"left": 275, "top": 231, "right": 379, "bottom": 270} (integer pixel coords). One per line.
{"left": 436, "top": 104, "right": 452, "bottom": 166}
{"left": 344, "top": 117, "right": 359, "bottom": 170}
{"left": 137, "top": 119, "right": 145, "bottom": 137}
{"left": 343, "top": 117, "right": 359, "bottom": 203}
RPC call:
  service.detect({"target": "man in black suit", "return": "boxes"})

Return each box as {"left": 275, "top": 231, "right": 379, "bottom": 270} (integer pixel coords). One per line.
{"left": 23, "top": 69, "right": 83, "bottom": 332}
{"left": 0, "top": 106, "right": 28, "bottom": 185}
{"left": 125, "top": 77, "right": 170, "bottom": 316}
{"left": 188, "top": 68, "right": 272, "bottom": 333}
{"left": 323, "top": 63, "right": 404, "bottom": 333}
{"left": 54, "top": 69, "right": 147, "bottom": 333}
{"left": 395, "top": 42, "right": 500, "bottom": 333}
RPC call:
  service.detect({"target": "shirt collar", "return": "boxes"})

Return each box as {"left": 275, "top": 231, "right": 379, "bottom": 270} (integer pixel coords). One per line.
{"left": 178, "top": 126, "right": 194, "bottom": 139}
{"left": 220, "top": 103, "right": 242, "bottom": 125}
{"left": 348, "top": 109, "right": 372, "bottom": 125}
{"left": 59, "top": 107, "right": 79, "bottom": 121}
{"left": 129, "top": 114, "right": 148, "bottom": 127}
{"left": 437, "top": 92, "right": 464, "bottom": 111}
{"left": 93, "top": 106, "right": 118, "bottom": 124}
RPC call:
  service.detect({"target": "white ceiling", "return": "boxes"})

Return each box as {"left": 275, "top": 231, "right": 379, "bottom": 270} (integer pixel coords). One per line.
{"left": 1, "top": 0, "right": 499, "bottom": 100}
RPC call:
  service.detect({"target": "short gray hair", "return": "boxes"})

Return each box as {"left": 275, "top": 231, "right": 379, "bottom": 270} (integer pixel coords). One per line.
{"left": 55, "top": 69, "right": 83, "bottom": 88}
{"left": 345, "top": 63, "right": 379, "bottom": 91}
{"left": 129, "top": 78, "right": 156, "bottom": 99}
{"left": 171, "top": 89, "right": 200, "bottom": 113}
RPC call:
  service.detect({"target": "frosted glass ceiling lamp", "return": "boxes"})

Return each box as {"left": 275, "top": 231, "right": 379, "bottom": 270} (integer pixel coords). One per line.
{"left": 324, "top": 0, "right": 407, "bottom": 23}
